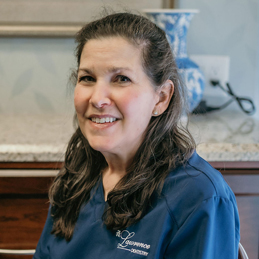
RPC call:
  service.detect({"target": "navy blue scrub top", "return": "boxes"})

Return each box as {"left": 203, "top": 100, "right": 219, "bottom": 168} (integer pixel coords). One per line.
{"left": 33, "top": 151, "right": 240, "bottom": 259}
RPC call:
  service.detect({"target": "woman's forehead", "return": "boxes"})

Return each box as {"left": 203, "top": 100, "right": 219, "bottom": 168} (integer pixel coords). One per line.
{"left": 79, "top": 37, "right": 143, "bottom": 70}
{"left": 82, "top": 36, "right": 140, "bottom": 53}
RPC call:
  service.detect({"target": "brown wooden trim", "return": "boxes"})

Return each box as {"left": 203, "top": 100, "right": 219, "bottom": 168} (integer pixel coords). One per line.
{"left": 234, "top": 193, "right": 259, "bottom": 197}
{"left": 219, "top": 169, "right": 259, "bottom": 175}
{"left": 162, "top": 0, "right": 175, "bottom": 8}
{"left": 0, "top": 251, "right": 34, "bottom": 259}
{"left": 0, "top": 194, "right": 49, "bottom": 199}
{"left": 0, "top": 177, "right": 54, "bottom": 194}
{"left": 169, "top": 0, "right": 175, "bottom": 8}
{"left": 209, "top": 161, "right": 259, "bottom": 170}
{"left": 0, "top": 161, "right": 258, "bottom": 173}
{"left": 0, "top": 162, "right": 63, "bottom": 169}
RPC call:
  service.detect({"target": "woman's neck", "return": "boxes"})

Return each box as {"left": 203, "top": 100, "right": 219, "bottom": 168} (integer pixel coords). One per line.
{"left": 101, "top": 153, "right": 132, "bottom": 201}
{"left": 102, "top": 167, "right": 126, "bottom": 201}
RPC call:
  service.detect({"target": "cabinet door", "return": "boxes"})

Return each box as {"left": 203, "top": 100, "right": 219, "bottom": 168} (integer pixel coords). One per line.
{"left": 0, "top": 170, "right": 55, "bottom": 259}
{"left": 223, "top": 174, "right": 259, "bottom": 259}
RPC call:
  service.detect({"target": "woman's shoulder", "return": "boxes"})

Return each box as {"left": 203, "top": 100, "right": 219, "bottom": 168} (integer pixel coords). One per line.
{"left": 163, "top": 151, "right": 233, "bottom": 199}
{"left": 161, "top": 151, "right": 237, "bottom": 226}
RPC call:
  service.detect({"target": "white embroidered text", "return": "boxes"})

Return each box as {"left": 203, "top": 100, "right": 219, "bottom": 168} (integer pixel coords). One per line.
{"left": 116, "top": 230, "right": 151, "bottom": 257}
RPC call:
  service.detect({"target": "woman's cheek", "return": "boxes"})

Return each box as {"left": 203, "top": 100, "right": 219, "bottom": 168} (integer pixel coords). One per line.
{"left": 74, "top": 88, "right": 88, "bottom": 115}
{"left": 118, "top": 91, "right": 139, "bottom": 109}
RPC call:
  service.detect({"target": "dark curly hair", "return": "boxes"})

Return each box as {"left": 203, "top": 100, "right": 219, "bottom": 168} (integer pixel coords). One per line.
{"left": 49, "top": 10, "right": 196, "bottom": 241}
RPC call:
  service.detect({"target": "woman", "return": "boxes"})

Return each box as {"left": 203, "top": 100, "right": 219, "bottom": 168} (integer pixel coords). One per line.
{"left": 33, "top": 11, "right": 240, "bottom": 259}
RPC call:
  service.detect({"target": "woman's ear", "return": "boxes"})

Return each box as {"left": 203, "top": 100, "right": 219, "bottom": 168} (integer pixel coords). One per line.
{"left": 152, "top": 80, "right": 174, "bottom": 116}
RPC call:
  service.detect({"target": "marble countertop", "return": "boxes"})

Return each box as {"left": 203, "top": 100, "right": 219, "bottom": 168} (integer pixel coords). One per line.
{"left": 189, "top": 111, "right": 259, "bottom": 161}
{"left": 0, "top": 110, "right": 259, "bottom": 162}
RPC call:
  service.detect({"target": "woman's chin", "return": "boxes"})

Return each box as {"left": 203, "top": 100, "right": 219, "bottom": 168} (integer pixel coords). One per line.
{"left": 88, "top": 140, "right": 115, "bottom": 154}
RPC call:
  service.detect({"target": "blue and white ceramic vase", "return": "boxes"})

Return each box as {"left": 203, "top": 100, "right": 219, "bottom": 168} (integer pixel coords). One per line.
{"left": 143, "top": 9, "right": 204, "bottom": 112}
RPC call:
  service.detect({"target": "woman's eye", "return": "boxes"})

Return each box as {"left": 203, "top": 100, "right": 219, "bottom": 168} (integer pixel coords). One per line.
{"left": 78, "top": 76, "right": 95, "bottom": 82}
{"left": 115, "top": 75, "right": 131, "bottom": 83}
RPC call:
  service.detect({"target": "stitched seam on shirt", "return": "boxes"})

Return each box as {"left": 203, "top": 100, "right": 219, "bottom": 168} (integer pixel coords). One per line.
{"left": 163, "top": 195, "right": 180, "bottom": 229}
{"left": 164, "top": 195, "right": 238, "bottom": 256}
{"left": 180, "top": 195, "right": 234, "bottom": 229}
{"left": 186, "top": 161, "right": 218, "bottom": 196}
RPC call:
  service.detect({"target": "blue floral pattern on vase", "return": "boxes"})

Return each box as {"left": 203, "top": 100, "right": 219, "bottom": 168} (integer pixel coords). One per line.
{"left": 143, "top": 10, "right": 205, "bottom": 112}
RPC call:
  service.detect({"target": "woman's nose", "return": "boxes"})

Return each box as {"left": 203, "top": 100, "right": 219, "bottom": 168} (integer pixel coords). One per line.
{"left": 89, "top": 82, "right": 111, "bottom": 109}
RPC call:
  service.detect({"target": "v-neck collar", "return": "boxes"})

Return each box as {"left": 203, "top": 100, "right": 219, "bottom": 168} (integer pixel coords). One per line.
{"left": 92, "top": 177, "right": 106, "bottom": 204}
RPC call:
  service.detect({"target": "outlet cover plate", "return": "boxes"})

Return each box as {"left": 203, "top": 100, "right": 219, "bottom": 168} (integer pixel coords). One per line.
{"left": 190, "top": 55, "right": 230, "bottom": 97}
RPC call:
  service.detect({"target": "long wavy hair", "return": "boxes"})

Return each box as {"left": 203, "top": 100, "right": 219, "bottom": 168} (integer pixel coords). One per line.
{"left": 49, "top": 11, "right": 196, "bottom": 241}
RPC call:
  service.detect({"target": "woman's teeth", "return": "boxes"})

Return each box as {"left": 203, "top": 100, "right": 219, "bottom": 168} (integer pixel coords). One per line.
{"left": 91, "top": 117, "right": 116, "bottom": 124}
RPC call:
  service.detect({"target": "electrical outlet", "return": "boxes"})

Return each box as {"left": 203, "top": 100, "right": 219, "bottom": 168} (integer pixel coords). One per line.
{"left": 190, "top": 55, "right": 230, "bottom": 97}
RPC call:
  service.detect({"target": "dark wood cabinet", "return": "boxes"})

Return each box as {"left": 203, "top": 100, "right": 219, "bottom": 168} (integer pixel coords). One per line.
{"left": 0, "top": 163, "right": 58, "bottom": 259}
{"left": 0, "top": 176, "right": 53, "bottom": 248}
{"left": 211, "top": 162, "right": 259, "bottom": 259}
{"left": 0, "top": 161, "right": 259, "bottom": 259}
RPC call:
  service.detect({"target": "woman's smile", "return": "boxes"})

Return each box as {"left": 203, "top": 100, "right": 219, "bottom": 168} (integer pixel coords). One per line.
{"left": 87, "top": 114, "right": 119, "bottom": 129}
{"left": 90, "top": 117, "right": 117, "bottom": 124}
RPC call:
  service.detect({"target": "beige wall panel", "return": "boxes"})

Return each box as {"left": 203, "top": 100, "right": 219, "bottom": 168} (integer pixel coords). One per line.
{"left": 0, "top": 0, "right": 163, "bottom": 24}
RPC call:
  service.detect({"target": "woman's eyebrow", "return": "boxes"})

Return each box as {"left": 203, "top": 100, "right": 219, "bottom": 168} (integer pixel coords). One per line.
{"left": 78, "top": 68, "right": 92, "bottom": 74}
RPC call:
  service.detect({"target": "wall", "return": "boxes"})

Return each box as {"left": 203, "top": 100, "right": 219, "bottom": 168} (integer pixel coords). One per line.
{"left": 1, "top": 0, "right": 258, "bottom": 117}
{"left": 0, "top": 0, "right": 162, "bottom": 115}
{"left": 0, "top": 38, "right": 75, "bottom": 115}
{"left": 176, "top": 0, "right": 259, "bottom": 118}
{"left": 256, "top": 4, "right": 259, "bottom": 119}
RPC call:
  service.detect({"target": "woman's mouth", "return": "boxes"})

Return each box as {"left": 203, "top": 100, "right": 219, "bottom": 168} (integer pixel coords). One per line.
{"left": 90, "top": 117, "right": 117, "bottom": 124}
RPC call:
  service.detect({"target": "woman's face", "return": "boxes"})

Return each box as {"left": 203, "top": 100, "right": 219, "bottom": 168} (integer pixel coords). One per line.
{"left": 74, "top": 37, "right": 159, "bottom": 158}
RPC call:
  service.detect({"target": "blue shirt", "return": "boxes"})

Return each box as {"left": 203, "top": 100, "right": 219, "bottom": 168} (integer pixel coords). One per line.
{"left": 33, "top": 151, "right": 240, "bottom": 258}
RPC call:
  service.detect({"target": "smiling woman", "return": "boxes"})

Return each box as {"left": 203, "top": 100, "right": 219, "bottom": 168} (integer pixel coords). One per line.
{"left": 74, "top": 37, "right": 171, "bottom": 173}
{"left": 33, "top": 11, "right": 240, "bottom": 259}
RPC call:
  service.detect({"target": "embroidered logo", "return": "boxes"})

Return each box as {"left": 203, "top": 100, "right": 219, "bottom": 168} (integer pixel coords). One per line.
{"left": 116, "top": 230, "right": 151, "bottom": 257}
